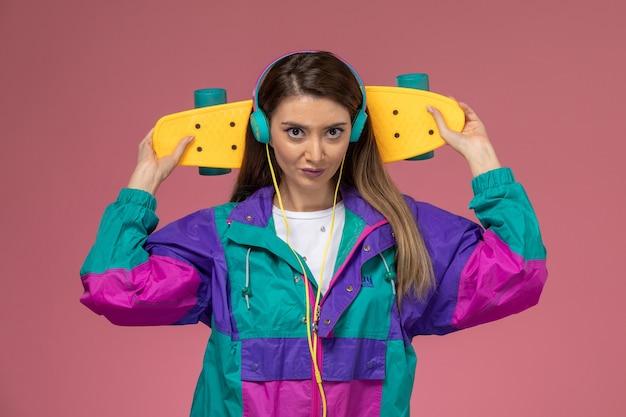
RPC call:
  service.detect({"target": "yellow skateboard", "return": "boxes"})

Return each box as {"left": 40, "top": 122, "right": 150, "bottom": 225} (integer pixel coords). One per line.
{"left": 152, "top": 86, "right": 464, "bottom": 169}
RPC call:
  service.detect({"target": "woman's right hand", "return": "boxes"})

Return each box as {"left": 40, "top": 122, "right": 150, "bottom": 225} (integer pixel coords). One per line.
{"left": 127, "top": 129, "right": 194, "bottom": 195}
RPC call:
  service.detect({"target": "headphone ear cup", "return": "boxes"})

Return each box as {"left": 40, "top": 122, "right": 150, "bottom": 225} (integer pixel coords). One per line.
{"left": 250, "top": 110, "right": 271, "bottom": 144}
{"left": 350, "top": 110, "right": 368, "bottom": 142}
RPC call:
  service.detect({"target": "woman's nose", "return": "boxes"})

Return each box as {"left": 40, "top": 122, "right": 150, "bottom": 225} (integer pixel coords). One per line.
{"left": 305, "top": 137, "right": 323, "bottom": 161}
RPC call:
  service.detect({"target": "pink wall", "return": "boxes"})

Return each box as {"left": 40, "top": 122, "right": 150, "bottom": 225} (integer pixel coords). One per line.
{"left": 1, "top": 0, "right": 624, "bottom": 416}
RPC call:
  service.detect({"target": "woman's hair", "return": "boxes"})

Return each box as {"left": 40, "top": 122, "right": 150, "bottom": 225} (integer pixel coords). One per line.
{"left": 231, "top": 51, "right": 434, "bottom": 302}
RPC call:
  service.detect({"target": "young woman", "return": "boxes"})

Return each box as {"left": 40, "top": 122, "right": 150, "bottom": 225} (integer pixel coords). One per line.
{"left": 80, "top": 51, "right": 547, "bottom": 417}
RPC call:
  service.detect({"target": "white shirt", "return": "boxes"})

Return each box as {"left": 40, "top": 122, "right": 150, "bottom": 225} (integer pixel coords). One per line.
{"left": 272, "top": 202, "right": 345, "bottom": 294}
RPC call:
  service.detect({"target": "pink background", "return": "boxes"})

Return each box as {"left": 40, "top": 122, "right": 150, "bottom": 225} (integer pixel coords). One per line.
{"left": 1, "top": 0, "right": 624, "bottom": 416}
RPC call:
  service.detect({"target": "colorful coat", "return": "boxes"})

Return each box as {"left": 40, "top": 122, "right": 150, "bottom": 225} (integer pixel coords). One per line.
{"left": 80, "top": 167, "right": 547, "bottom": 416}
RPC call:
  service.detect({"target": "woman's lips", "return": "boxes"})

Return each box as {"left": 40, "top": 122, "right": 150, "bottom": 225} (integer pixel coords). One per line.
{"left": 301, "top": 168, "right": 324, "bottom": 178}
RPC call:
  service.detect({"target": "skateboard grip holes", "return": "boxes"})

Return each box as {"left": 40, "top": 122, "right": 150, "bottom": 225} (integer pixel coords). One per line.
{"left": 230, "top": 121, "right": 236, "bottom": 127}
{"left": 394, "top": 133, "right": 400, "bottom": 138}
{"left": 197, "top": 146, "right": 203, "bottom": 152}
{"left": 231, "top": 145, "right": 237, "bottom": 150}
{"left": 428, "top": 130, "right": 434, "bottom": 135}
{"left": 195, "top": 123, "right": 201, "bottom": 129}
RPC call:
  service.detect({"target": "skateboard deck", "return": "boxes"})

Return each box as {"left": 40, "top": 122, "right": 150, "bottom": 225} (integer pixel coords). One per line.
{"left": 365, "top": 86, "right": 464, "bottom": 162}
{"left": 152, "top": 86, "right": 464, "bottom": 168}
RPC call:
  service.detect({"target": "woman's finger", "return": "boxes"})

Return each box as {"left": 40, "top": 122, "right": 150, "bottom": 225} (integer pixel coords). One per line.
{"left": 427, "top": 105, "right": 452, "bottom": 135}
{"left": 170, "top": 136, "right": 194, "bottom": 163}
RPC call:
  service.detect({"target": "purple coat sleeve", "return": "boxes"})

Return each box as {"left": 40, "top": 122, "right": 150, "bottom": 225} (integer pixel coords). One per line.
{"left": 401, "top": 168, "right": 548, "bottom": 337}
{"left": 80, "top": 188, "right": 219, "bottom": 326}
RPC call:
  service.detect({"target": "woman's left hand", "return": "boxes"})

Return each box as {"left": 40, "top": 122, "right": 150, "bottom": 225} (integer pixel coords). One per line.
{"left": 427, "top": 101, "right": 501, "bottom": 177}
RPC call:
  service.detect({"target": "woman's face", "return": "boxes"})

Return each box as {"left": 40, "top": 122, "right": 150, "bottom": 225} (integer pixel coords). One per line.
{"left": 269, "top": 95, "right": 352, "bottom": 211}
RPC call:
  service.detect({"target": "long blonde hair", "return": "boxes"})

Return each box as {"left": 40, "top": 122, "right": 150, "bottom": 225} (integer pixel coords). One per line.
{"left": 231, "top": 52, "right": 434, "bottom": 301}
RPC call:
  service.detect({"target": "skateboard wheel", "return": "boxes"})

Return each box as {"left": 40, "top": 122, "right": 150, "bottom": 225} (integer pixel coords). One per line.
{"left": 194, "top": 88, "right": 227, "bottom": 107}
{"left": 194, "top": 89, "right": 232, "bottom": 175}
{"left": 396, "top": 74, "right": 429, "bottom": 91}
{"left": 396, "top": 74, "right": 434, "bottom": 161}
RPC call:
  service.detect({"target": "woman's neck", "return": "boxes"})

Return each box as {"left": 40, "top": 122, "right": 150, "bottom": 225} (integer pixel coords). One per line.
{"left": 274, "top": 183, "right": 339, "bottom": 212}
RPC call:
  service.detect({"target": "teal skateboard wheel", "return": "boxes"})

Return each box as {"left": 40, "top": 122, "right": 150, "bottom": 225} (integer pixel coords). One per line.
{"left": 396, "top": 74, "right": 434, "bottom": 161}
{"left": 194, "top": 88, "right": 232, "bottom": 176}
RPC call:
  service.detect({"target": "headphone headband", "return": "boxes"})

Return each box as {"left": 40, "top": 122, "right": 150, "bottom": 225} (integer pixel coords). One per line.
{"left": 250, "top": 51, "right": 368, "bottom": 144}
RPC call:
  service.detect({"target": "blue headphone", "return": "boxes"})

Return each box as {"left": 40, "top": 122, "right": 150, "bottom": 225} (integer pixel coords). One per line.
{"left": 250, "top": 52, "right": 368, "bottom": 144}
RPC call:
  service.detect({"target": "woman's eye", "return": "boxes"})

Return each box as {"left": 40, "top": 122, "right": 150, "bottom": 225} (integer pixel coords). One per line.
{"left": 287, "top": 128, "right": 303, "bottom": 139}
{"left": 327, "top": 128, "right": 343, "bottom": 139}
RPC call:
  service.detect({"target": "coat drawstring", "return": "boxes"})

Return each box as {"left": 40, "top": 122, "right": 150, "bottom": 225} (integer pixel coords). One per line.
{"left": 242, "top": 249, "right": 393, "bottom": 308}
{"left": 379, "top": 253, "right": 396, "bottom": 295}
{"left": 242, "top": 247, "right": 253, "bottom": 310}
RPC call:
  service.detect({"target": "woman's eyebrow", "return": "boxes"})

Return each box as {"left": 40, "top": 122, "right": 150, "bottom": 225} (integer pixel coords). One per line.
{"left": 280, "top": 121, "right": 349, "bottom": 129}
